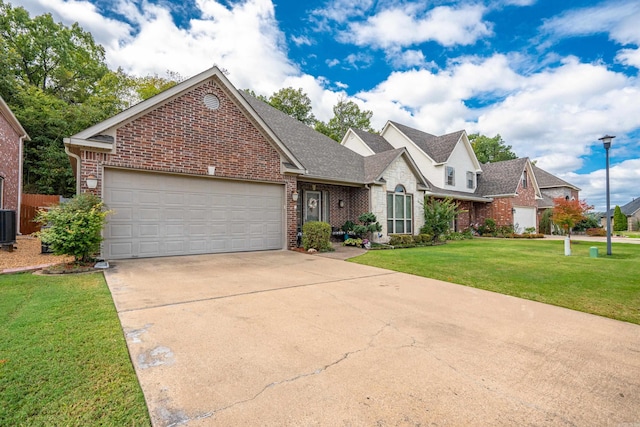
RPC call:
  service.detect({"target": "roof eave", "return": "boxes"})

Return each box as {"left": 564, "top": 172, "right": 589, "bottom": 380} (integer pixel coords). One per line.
{"left": 425, "top": 190, "right": 493, "bottom": 203}
{"left": 64, "top": 137, "right": 113, "bottom": 151}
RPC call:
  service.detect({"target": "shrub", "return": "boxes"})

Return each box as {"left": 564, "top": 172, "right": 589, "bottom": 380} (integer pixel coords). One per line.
{"left": 421, "top": 197, "right": 466, "bottom": 244}
{"left": 352, "top": 212, "right": 382, "bottom": 240}
{"left": 497, "top": 224, "right": 514, "bottom": 237}
{"left": 388, "top": 234, "right": 416, "bottom": 247}
{"left": 340, "top": 220, "right": 356, "bottom": 234}
{"left": 36, "top": 193, "right": 112, "bottom": 263}
{"left": 539, "top": 209, "right": 553, "bottom": 234}
{"left": 477, "top": 218, "right": 497, "bottom": 236}
{"left": 586, "top": 227, "right": 606, "bottom": 237}
{"left": 302, "top": 221, "right": 332, "bottom": 251}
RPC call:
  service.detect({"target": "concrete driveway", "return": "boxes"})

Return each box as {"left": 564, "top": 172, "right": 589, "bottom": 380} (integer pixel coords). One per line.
{"left": 104, "top": 250, "right": 640, "bottom": 426}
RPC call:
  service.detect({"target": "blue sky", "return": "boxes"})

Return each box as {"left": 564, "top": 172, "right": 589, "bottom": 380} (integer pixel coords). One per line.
{"left": 13, "top": 0, "right": 640, "bottom": 211}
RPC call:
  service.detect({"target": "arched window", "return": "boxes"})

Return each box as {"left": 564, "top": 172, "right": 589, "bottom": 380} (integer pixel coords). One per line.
{"left": 387, "top": 184, "right": 412, "bottom": 234}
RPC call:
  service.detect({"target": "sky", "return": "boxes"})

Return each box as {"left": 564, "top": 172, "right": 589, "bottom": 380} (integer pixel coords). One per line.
{"left": 12, "top": 0, "right": 640, "bottom": 212}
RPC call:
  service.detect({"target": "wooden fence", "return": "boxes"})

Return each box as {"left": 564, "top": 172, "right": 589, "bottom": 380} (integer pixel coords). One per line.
{"left": 20, "top": 194, "right": 61, "bottom": 235}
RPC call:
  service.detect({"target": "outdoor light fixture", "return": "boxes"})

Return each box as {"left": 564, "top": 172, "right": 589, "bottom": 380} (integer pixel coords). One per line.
{"left": 292, "top": 190, "right": 299, "bottom": 202}
{"left": 86, "top": 174, "right": 98, "bottom": 189}
{"left": 339, "top": 199, "right": 345, "bottom": 208}
{"left": 599, "top": 135, "right": 615, "bottom": 256}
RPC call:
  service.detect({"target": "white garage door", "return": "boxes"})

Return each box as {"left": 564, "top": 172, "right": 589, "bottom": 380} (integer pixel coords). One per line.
{"left": 513, "top": 207, "right": 536, "bottom": 234}
{"left": 103, "top": 169, "right": 284, "bottom": 259}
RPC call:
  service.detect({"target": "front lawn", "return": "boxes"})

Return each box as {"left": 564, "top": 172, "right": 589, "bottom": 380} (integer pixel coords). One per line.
{"left": 350, "top": 239, "right": 640, "bottom": 324}
{"left": 0, "top": 272, "right": 150, "bottom": 426}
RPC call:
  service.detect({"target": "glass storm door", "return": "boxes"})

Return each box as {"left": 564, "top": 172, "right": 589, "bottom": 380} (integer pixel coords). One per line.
{"left": 304, "top": 191, "right": 321, "bottom": 222}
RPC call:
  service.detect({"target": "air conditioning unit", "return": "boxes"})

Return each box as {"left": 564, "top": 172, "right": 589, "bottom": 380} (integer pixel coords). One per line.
{"left": 0, "top": 209, "right": 17, "bottom": 245}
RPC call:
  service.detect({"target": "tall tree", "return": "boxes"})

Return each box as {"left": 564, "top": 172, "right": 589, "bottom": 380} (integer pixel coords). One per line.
{"left": 0, "top": 1, "right": 114, "bottom": 195}
{"left": 551, "top": 197, "right": 592, "bottom": 238}
{"left": 267, "top": 87, "right": 316, "bottom": 126}
{"left": 469, "top": 133, "right": 517, "bottom": 164}
{"left": 315, "top": 96, "right": 374, "bottom": 142}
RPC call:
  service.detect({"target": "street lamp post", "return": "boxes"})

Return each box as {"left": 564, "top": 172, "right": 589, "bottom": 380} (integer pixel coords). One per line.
{"left": 599, "top": 135, "right": 615, "bottom": 256}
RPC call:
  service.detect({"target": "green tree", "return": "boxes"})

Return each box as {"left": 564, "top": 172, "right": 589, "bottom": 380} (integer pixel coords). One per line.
{"left": 420, "top": 197, "right": 465, "bottom": 244}
{"left": 315, "top": 96, "right": 374, "bottom": 142}
{"left": 267, "top": 87, "right": 316, "bottom": 126}
{"left": 613, "top": 205, "right": 628, "bottom": 232}
{"left": 134, "top": 71, "right": 183, "bottom": 101}
{"left": 36, "top": 193, "right": 112, "bottom": 263}
{"left": 469, "top": 133, "right": 517, "bottom": 164}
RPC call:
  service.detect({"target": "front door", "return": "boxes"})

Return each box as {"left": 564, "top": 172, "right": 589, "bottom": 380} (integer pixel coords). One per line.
{"left": 304, "top": 190, "right": 321, "bottom": 222}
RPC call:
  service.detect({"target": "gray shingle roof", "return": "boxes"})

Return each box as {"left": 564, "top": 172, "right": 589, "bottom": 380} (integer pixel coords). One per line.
{"left": 364, "top": 148, "right": 406, "bottom": 183}
{"left": 532, "top": 165, "right": 580, "bottom": 190}
{"left": 476, "top": 158, "right": 529, "bottom": 196}
{"left": 390, "top": 121, "right": 463, "bottom": 163}
{"left": 605, "top": 197, "right": 640, "bottom": 217}
{"left": 352, "top": 128, "right": 394, "bottom": 153}
{"left": 239, "top": 91, "right": 365, "bottom": 184}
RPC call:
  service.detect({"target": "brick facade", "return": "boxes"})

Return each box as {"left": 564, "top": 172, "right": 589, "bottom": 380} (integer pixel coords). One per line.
{"left": 78, "top": 79, "right": 300, "bottom": 249}
{"left": 0, "top": 111, "right": 21, "bottom": 211}
{"left": 296, "top": 181, "right": 369, "bottom": 234}
{"left": 474, "top": 171, "right": 539, "bottom": 229}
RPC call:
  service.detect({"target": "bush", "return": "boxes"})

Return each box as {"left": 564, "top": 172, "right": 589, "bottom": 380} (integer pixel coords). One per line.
{"left": 539, "top": 209, "right": 553, "bottom": 234}
{"left": 344, "top": 238, "right": 363, "bottom": 247}
{"left": 352, "top": 212, "right": 382, "bottom": 239}
{"left": 36, "top": 193, "right": 112, "bottom": 263}
{"left": 477, "top": 218, "right": 497, "bottom": 236}
{"left": 586, "top": 227, "right": 606, "bottom": 237}
{"left": 421, "top": 197, "right": 465, "bottom": 243}
{"left": 302, "top": 221, "right": 332, "bottom": 251}
{"left": 388, "top": 234, "right": 416, "bottom": 247}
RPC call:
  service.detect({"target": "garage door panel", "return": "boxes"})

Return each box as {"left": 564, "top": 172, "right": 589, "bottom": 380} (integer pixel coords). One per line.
{"left": 103, "top": 169, "right": 284, "bottom": 259}
{"left": 513, "top": 207, "right": 536, "bottom": 234}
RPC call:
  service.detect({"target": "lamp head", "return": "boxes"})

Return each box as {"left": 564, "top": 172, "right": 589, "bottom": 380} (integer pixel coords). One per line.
{"left": 599, "top": 135, "right": 615, "bottom": 150}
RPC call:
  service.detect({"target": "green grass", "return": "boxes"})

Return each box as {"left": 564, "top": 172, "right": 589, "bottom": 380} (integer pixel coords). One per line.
{"left": 350, "top": 239, "right": 640, "bottom": 324}
{"left": 0, "top": 273, "right": 150, "bottom": 426}
{"left": 618, "top": 231, "right": 640, "bottom": 238}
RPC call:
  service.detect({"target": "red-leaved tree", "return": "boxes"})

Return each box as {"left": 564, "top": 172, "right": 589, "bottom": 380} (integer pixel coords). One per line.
{"left": 551, "top": 197, "right": 593, "bottom": 238}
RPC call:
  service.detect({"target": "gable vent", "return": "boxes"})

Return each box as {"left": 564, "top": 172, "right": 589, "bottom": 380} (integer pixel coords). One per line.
{"left": 203, "top": 94, "right": 220, "bottom": 110}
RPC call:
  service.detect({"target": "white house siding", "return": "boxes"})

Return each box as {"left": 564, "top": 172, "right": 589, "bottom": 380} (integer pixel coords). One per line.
{"left": 342, "top": 131, "right": 374, "bottom": 156}
{"left": 372, "top": 156, "right": 425, "bottom": 242}
{"left": 445, "top": 141, "right": 479, "bottom": 193}
{"left": 382, "top": 126, "right": 442, "bottom": 187}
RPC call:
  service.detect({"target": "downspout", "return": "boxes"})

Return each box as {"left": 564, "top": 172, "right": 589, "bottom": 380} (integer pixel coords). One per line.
{"left": 17, "top": 135, "right": 26, "bottom": 234}
{"left": 64, "top": 145, "right": 81, "bottom": 196}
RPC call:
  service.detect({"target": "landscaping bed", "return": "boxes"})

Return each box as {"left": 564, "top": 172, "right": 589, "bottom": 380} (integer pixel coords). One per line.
{"left": 0, "top": 236, "right": 73, "bottom": 272}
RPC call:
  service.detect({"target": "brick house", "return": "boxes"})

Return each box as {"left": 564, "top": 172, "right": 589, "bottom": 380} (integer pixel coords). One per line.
{"left": 0, "top": 95, "right": 30, "bottom": 230}
{"left": 603, "top": 198, "right": 640, "bottom": 231}
{"left": 65, "top": 67, "right": 429, "bottom": 259}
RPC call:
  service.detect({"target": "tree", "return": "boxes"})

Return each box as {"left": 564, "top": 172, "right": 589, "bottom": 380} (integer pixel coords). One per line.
{"left": 420, "top": 197, "right": 466, "bottom": 244}
{"left": 613, "top": 205, "right": 628, "bottom": 232}
{"left": 267, "top": 87, "right": 316, "bottom": 126}
{"left": 469, "top": 133, "right": 517, "bottom": 164}
{"left": 315, "top": 96, "right": 374, "bottom": 142}
{"left": 551, "top": 197, "right": 592, "bottom": 238}
{"left": 134, "top": 71, "right": 183, "bottom": 101}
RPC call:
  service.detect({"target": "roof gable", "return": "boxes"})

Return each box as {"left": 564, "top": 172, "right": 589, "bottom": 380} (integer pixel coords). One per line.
{"left": 388, "top": 121, "right": 463, "bottom": 164}
{"left": 476, "top": 158, "right": 541, "bottom": 197}
{"left": 363, "top": 148, "right": 429, "bottom": 188}
{"left": 65, "top": 67, "right": 304, "bottom": 171}
{"left": 351, "top": 128, "right": 394, "bottom": 154}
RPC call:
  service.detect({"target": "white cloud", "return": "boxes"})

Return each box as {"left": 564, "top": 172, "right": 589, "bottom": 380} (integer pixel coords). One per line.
{"left": 387, "top": 49, "right": 429, "bottom": 68}
{"left": 566, "top": 159, "right": 640, "bottom": 211}
{"left": 343, "top": 4, "right": 493, "bottom": 49}
{"left": 310, "top": 0, "right": 374, "bottom": 28}
{"left": 326, "top": 58, "right": 340, "bottom": 67}
{"left": 291, "top": 35, "right": 313, "bottom": 46}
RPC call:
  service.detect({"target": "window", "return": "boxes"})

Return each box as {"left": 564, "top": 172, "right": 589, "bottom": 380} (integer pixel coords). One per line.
{"left": 0, "top": 176, "right": 3, "bottom": 208}
{"left": 466, "top": 171, "right": 474, "bottom": 189}
{"left": 522, "top": 170, "right": 528, "bottom": 189}
{"left": 446, "top": 166, "right": 455, "bottom": 186}
{"left": 387, "top": 185, "right": 412, "bottom": 234}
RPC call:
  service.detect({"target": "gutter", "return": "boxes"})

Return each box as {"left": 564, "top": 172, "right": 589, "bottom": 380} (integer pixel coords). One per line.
{"left": 64, "top": 143, "right": 81, "bottom": 196}
{"left": 17, "top": 135, "right": 27, "bottom": 234}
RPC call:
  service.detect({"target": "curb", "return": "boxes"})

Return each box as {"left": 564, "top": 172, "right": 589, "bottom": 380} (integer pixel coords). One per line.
{"left": 0, "top": 263, "right": 58, "bottom": 275}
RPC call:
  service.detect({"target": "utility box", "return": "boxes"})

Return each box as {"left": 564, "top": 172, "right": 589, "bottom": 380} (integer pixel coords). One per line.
{"left": 590, "top": 247, "right": 598, "bottom": 258}
{"left": 0, "top": 209, "right": 17, "bottom": 249}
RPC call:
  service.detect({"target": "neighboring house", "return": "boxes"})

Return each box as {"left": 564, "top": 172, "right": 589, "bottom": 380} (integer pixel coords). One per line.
{"left": 65, "top": 67, "right": 430, "bottom": 259}
{"left": 532, "top": 164, "right": 581, "bottom": 221}
{"left": 603, "top": 198, "right": 640, "bottom": 231}
{"left": 342, "top": 125, "right": 542, "bottom": 233}
{"left": 0, "top": 95, "right": 30, "bottom": 231}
